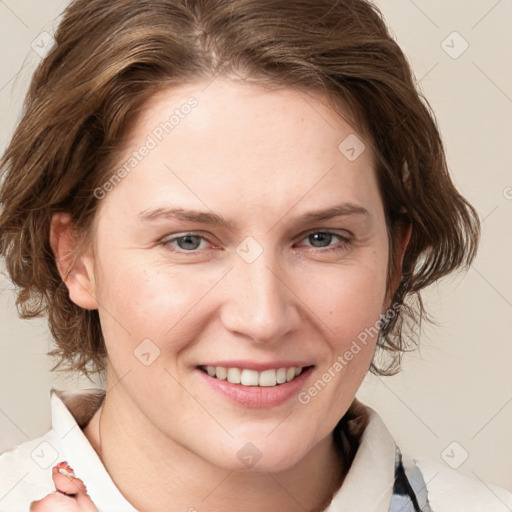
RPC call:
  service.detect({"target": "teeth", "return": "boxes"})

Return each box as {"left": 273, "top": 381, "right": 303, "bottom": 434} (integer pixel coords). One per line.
{"left": 241, "top": 369, "right": 259, "bottom": 386}
{"left": 259, "top": 369, "right": 277, "bottom": 387}
{"left": 227, "top": 367, "right": 241, "bottom": 384}
{"left": 276, "top": 367, "right": 287, "bottom": 384}
{"left": 215, "top": 366, "right": 227, "bottom": 380}
{"left": 203, "top": 365, "right": 306, "bottom": 387}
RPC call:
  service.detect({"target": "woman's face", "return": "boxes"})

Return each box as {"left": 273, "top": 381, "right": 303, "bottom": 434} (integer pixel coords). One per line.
{"left": 79, "top": 78, "right": 392, "bottom": 471}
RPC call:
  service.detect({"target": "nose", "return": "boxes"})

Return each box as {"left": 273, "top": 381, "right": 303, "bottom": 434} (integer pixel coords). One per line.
{"left": 220, "top": 249, "right": 301, "bottom": 344}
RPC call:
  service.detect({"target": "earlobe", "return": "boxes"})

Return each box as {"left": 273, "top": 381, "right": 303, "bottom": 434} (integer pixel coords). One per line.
{"left": 385, "top": 220, "right": 412, "bottom": 309}
{"left": 397, "top": 221, "right": 412, "bottom": 271}
{"left": 50, "top": 213, "right": 98, "bottom": 310}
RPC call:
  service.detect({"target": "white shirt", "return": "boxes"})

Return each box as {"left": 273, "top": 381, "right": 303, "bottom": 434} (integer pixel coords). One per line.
{"left": 0, "top": 388, "right": 510, "bottom": 511}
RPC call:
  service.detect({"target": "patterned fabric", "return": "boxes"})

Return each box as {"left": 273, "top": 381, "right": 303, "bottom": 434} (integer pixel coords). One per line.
{"left": 390, "top": 446, "right": 433, "bottom": 512}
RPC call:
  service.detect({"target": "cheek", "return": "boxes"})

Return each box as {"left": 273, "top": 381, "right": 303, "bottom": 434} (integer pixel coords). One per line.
{"left": 293, "top": 260, "right": 388, "bottom": 436}
{"left": 303, "top": 254, "right": 388, "bottom": 342}
{"left": 94, "top": 254, "right": 223, "bottom": 352}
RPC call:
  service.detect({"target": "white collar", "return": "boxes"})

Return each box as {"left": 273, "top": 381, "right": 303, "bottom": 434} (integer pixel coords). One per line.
{"left": 51, "top": 388, "right": 397, "bottom": 511}
{"left": 51, "top": 388, "right": 137, "bottom": 510}
{"left": 326, "top": 402, "right": 397, "bottom": 511}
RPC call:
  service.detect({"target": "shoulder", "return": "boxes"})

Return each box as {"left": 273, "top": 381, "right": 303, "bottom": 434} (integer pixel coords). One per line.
{"left": 0, "top": 430, "right": 61, "bottom": 511}
{"left": 410, "top": 456, "right": 512, "bottom": 512}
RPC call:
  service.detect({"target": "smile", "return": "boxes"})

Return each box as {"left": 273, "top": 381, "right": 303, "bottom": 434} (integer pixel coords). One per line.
{"left": 198, "top": 365, "right": 310, "bottom": 387}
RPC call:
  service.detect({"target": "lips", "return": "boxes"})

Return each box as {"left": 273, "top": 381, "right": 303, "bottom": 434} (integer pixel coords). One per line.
{"left": 196, "top": 364, "right": 315, "bottom": 408}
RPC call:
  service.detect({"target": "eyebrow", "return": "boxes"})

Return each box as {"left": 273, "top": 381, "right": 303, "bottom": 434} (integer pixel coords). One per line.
{"left": 137, "top": 203, "right": 370, "bottom": 229}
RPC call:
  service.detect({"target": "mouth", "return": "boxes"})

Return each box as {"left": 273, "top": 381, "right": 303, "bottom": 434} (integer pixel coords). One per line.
{"left": 197, "top": 364, "right": 314, "bottom": 387}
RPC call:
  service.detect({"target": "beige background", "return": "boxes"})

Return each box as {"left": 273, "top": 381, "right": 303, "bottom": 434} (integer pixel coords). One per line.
{"left": 1, "top": 0, "right": 511, "bottom": 493}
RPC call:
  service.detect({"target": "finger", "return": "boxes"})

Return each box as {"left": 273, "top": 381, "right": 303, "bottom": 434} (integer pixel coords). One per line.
{"left": 55, "top": 461, "right": 75, "bottom": 477}
{"left": 52, "top": 464, "right": 88, "bottom": 494}
{"left": 75, "top": 490, "right": 100, "bottom": 512}
{"left": 30, "top": 491, "right": 80, "bottom": 512}
{"left": 51, "top": 463, "right": 98, "bottom": 512}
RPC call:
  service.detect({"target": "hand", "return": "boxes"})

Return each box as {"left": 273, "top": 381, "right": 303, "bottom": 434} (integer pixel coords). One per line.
{"left": 30, "top": 461, "right": 98, "bottom": 511}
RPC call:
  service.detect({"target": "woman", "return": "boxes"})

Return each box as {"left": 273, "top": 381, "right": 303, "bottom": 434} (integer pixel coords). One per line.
{"left": 0, "top": 0, "right": 510, "bottom": 511}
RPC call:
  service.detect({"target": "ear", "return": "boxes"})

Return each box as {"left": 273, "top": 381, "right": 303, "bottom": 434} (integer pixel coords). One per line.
{"left": 386, "top": 219, "right": 412, "bottom": 306}
{"left": 50, "top": 213, "right": 98, "bottom": 310}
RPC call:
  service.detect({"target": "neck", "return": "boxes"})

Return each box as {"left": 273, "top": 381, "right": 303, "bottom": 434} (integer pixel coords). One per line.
{"left": 84, "top": 385, "right": 348, "bottom": 512}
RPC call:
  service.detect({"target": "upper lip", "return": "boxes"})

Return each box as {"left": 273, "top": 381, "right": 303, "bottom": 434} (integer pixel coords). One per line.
{"left": 197, "top": 360, "right": 314, "bottom": 371}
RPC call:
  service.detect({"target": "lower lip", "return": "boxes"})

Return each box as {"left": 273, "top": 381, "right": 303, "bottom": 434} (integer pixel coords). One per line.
{"left": 195, "top": 366, "right": 314, "bottom": 408}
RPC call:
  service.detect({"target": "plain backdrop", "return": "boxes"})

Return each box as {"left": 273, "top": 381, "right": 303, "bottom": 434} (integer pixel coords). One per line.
{"left": 1, "top": 0, "right": 511, "bottom": 492}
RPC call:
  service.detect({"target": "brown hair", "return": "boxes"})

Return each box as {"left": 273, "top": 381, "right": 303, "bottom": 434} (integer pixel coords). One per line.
{"left": 0, "top": 0, "right": 479, "bottom": 378}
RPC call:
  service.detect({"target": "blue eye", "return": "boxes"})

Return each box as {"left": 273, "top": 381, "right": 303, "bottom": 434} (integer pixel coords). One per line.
{"left": 165, "top": 233, "right": 210, "bottom": 252}
{"left": 300, "top": 231, "right": 350, "bottom": 251}
{"left": 161, "top": 230, "right": 350, "bottom": 255}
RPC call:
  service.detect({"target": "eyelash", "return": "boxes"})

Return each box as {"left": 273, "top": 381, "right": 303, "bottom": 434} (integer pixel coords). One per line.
{"left": 160, "top": 230, "right": 351, "bottom": 255}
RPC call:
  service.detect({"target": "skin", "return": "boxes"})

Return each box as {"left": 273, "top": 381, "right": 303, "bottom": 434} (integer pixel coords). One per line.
{"left": 29, "top": 462, "right": 96, "bottom": 511}
{"left": 50, "top": 78, "right": 410, "bottom": 512}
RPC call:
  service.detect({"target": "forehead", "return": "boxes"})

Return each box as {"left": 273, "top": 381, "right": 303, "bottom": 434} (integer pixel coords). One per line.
{"left": 101, "top": 78, "right": 383, "bottom": 227}
{"left": 129, "top": 78, "right": 370, "bottom": 162}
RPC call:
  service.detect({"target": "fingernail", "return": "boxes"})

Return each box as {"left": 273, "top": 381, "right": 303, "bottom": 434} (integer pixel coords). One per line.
{"left": 58, "top": 466, "right": 76, "bottom": 478}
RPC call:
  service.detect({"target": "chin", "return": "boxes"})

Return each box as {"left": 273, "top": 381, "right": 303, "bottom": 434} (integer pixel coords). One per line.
{"left": 203, "top": 438, "right": 307, "bottom": 474}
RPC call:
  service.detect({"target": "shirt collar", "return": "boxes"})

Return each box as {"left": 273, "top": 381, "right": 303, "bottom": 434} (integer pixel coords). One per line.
{"left": 50, "top": 388, "right": 137, "bottom": 511}
{"left": 327, "top": 398, "right": 397, "bottom": 511}
{"left": 51, "top": 388, "right": 397, "bottom": 511}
